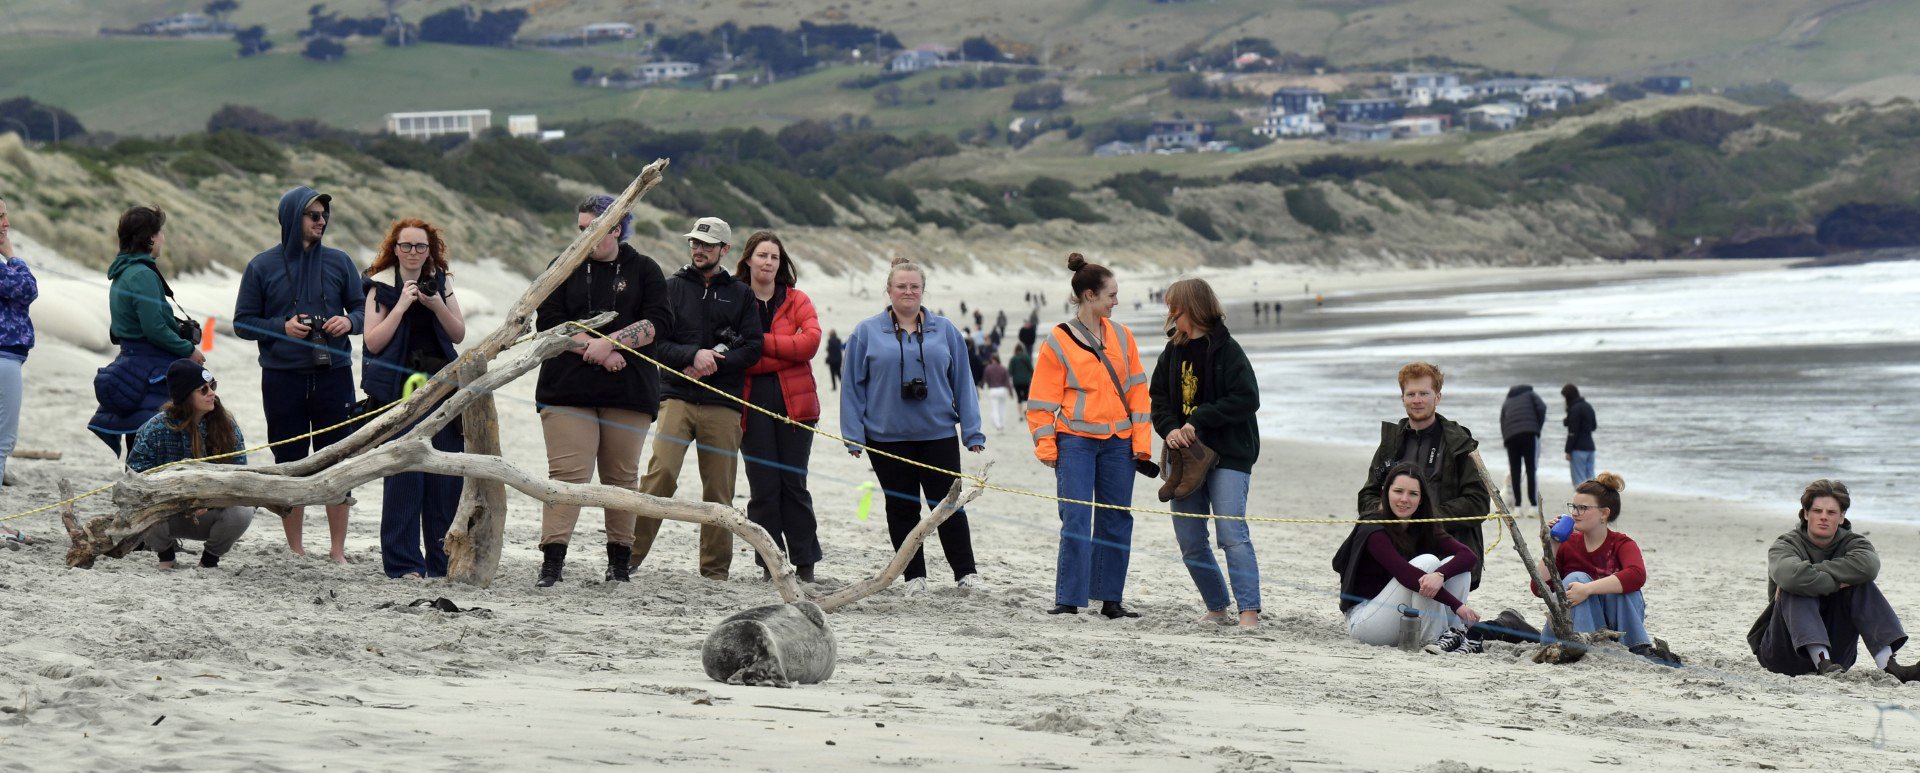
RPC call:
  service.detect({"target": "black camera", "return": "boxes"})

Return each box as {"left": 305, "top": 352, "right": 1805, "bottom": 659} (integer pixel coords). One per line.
{"left": 901, "top": 377, "right": 928, "bottom": 400}
{"left": 296, "top": 313, "right": 332, "bottom": 369}
{"left": 413, "top": 272, "right": 441, "bottom": 298}
{"left": 712, "top": 326, "right": 744, "bottom": 355}
{"left": 175, "top": 317, "right": 200, "bottom": 345}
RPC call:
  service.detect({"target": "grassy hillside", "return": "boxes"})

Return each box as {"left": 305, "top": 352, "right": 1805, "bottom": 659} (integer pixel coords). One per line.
{"left": 13, "top": 0, "right": 1920, "bottom": 97}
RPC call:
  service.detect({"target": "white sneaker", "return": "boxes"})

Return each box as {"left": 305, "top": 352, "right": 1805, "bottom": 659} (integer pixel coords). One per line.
{"left": 956, "top": 573, "right": 988, "bottom": 591}
{"left": 901, "top": 577, "right": 929, "bottom": 596}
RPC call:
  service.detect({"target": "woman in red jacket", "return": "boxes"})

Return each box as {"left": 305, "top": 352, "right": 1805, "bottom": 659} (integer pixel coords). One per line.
{"left": 736, "top": 231, "right": 824, "bottom": 582}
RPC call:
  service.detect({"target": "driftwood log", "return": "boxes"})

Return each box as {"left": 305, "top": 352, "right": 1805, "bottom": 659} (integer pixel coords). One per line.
{"left": 1470, "top": 450, "right": 1604, "bottom": 664}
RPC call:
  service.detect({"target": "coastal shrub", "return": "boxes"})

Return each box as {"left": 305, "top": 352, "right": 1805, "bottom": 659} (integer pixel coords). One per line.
{"left": 1284, "top": 186, "right": 1344, "bottom": 234}
{"left": 1176, "top": 207, "right": 1223, "bottom": 241}
{"left": 1100, "top": 171, "right": 1175, "bottom": 215}
{"left": 1296, "top": 155, "right": 1402, "bottom": 181}
{"left": 185, "top": 130, "right": 287, "bottom": 176}
{"left": 1231, "top": 164, "right": 1304, "bottom": 187}
{"left": 1011, "top": 84, "right": 1064, "bottom": 111}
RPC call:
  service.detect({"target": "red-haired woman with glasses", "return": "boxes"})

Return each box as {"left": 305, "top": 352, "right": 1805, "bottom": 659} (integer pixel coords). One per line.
{"left": 362, "top": 218, "right": 466, "bottom": 578}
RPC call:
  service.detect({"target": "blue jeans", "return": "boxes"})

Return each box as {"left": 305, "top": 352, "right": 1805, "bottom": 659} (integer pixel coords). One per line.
{"left": 0, "top": 356, "right": 20, "bottom": 484}
{"left": 380, "top": 422, "right": 465, "bottom": 578}
{"left": 1546, "top": 571, "right": 1650, "bottom": 648}
{"left": 1053, "top": 434, "right": 1135, "bottom": 606}
{"left": 1569, "top": 451, "right": 1596, "bottom": 488}
{"left": 1171, "top": 468, "right": 1261, "bottom": 613}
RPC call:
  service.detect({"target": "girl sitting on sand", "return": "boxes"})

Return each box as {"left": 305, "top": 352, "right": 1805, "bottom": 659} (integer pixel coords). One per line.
{"left": 1333, "top": 462, "right": 1483, "bottom": 653}
{"left": 126, "top": 360, "right": 255, "bottom": 570}
{"left": 1537, "top": 473, "right": 1665, "bottom": 662}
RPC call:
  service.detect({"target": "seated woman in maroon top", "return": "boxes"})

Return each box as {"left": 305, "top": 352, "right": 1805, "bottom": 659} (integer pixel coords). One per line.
{"left": 1534, "top": 473, "right": 1655, "bottom": 655}
{"left": 1333, "top": 462, "right": 1482, "bottom": 651}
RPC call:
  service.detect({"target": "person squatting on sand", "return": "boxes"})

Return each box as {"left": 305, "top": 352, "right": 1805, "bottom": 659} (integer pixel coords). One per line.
{"left": 1499, "top": 383, "right": 1547, "bottom": 514}
{"left": 1532, "top": 473, "right": 1674, "bottom": 665}
{"left": 127, "top": 360, "right": 254, "bottom": 570}
{"left": 734, "top": 231, "right": 824, "bottom": 583}
{"left": 1335, "top": 462, "right": 1483, "bottom": 652}
{"left": 1030, "top": 253, "right": 1153, "bottom": 620}
{"left": 1749, "top": 479, "right": 1920, "bottom": 681}
{"left": 90, "top": 205, "right": 201, "bottom": 456}
{"left": 632, "top": 216, "right": 763, "bottom": 581}
{"left": 840, "top": 257, "right": 986, "bottom": 596}
{"left": 1357, "top": 362, "right": 1491, "bottom": 589}
{"left": 1562, "top": 383, "right": 1598, "bottom": 487}
{"left": 361, "top": 218, "right": 467, "bottom": 579}
{"left": 531, "top": 195, "right": 671, "bottom": 587}
{"left": 233, "top": 186, "right": 363, "bottom": 564}
{"left": 1150, "top": 277, "right": 1263, "bottom": 629}
{"left": 0, "top": 195, "right": 35, "bottom": 487}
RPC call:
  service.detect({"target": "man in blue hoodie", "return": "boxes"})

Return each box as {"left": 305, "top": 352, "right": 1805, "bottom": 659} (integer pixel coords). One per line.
{"left": 233, "top": 186, "right": 364, "bottom": 564}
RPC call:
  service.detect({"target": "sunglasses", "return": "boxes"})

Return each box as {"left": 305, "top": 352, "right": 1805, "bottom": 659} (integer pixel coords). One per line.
{"left": 396, "top": 242, "right": 430, "bottom": 254}
{"left": 304, "top": 211, "right": 329, "bottom": 222}
{"left": 197, "top": 381, "right": 218, "bottom": 395}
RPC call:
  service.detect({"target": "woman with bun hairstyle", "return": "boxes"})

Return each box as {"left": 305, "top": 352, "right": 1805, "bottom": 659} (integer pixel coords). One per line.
{"left": 361, "top": 218, "right": 466, "bottom": 579}
{"left": 1029, "top": 253, "right": 1153, "bottom": 619}
{"left": 1535, "top": 473, "right": 1657, "bottom": 656}
{"left": 840, "top": 257, "right": 986, "bottom": 596}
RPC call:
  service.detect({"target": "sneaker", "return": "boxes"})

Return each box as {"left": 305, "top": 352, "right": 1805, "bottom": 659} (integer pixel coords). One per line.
{"left": 956, "top": 573, "right": 988, "bottom": 591}
{"left": 1423, "top": 627, "right": 1484, "bottom": 655}
{"left": 901, "top": 577, "right": 929, "bottom": 596}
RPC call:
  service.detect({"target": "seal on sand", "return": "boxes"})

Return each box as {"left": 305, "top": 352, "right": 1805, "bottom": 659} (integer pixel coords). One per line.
{"left": 701, "top": 600, "right": 837, "bottom": 687}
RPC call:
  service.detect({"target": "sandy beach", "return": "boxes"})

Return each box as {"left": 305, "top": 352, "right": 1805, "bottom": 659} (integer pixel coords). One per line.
{"left": 3, "top": 241, "right": 1916, "bottom": 771}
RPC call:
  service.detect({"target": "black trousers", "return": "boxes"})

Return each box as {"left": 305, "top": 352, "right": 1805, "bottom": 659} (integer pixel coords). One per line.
{"left": 827, "top": 363, "right": 841, "bottom": 390}
{"left": 1505, "top": 433, "right": 1540, "bottom": 507}
{"left": 867, "top": 437, "right": 977, "bottom": 581}
{"left": 742, "top": 405, "right": 822, "bottom": 568}
{"left": 1756, "top": 583, "right": 1907, "bottom": 675}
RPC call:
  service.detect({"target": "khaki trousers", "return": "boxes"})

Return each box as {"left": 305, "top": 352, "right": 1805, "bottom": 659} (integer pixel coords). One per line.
{"left": 633, "top": 399, "right": 742, "bottom": 579}
{"left": 539, "top": 406, "right": 652, "bottom": 546}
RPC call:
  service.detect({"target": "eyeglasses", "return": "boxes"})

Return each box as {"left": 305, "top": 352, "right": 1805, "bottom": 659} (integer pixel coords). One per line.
{"left": 688, "top": 240, "right": 722, "bottom": 251}
{"left": 396, "top": 242, "right": 430, "bottom": 254}
{"left": 304, "top": 211, "right": 329, "bottom": 222}
{"left": 1566, "top": 503, "right": 1597, "bottom": 514}
{"left": 197, "top": 381, "right": 218, "bottom": 395}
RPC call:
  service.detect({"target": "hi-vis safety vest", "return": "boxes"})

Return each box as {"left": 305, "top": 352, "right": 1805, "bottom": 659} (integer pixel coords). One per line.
{"left": 1025, "top": 317, "right": 1152, "bottom": 463}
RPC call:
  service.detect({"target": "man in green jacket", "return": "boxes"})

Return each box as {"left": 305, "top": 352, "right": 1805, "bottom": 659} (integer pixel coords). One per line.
{"left": 1355, "top": 362, "right": 1491, "bottom": 589}
{"left": 1749, "top": 479, "right": 1920, "bottom": 679}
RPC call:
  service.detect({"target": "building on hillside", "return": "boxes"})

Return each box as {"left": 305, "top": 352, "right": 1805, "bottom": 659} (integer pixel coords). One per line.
{"left": 1434, "top": 84, "right": 1477, "bottom": 103}
{"left": 1642, "top": 75, "right": 1693, "bottom": 94}
{"left": 1335, "top": 122, "right": 1394, "bottom": 142}
{"left": 1391, "top": 72, "right": 1460, "bottom": 97}
{"left": 1522, "top": 85, "right": 1577, "bottom": 112}
{"left": 508, "top": 115, "right": 540, "bottom": 138}
{"left": 890, "top": 49, "right": 948, "bottom": 73}
{"left": 636, "top": 61, "right": 700, "bottom": 84}
{"left": 386, "top": 110, "right": 492, "bottom": 140}
{"left": 1255, "top": 110, "right": 1326, "bottom": 138}
{"left": 1334, "top": 98, "right": 1404, "bottom": 124}
{"left": 1461, "top": 102, "right": 1527, "bottom": 131}
{"left": 1270, "top": 87, "right": 1327, "bottom": 117}
{"left": 1473, "top": 78, "right": 1538, "bottom": 99}
{"left": 710, "top": 73, "right": 740, "bottom": 90}
{"left": 1093, "top": 140, "right": 1143, "bottom": 157}
{"left": 579, "top": 22, "right": 636, "bottom": 41}
{"left": 1146, "top": 119, "right": 1213, "bottom": 151}
{"left": 1387, "top": 115, "right": 1447, "bottom": 138}
{"left": 138, "top": 12, "right": 232, "bottom": 35}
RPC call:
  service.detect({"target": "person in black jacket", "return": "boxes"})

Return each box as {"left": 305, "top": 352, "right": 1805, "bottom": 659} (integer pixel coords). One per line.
{"left": 1498, "top": 384, "right": 1548, "bottom": 514}
{"left": 632, "top": 216, "right": 763, "bottom": 581}
{"left": 1562, "top": 383, "right": 1597, "bottom": 486}
{"left": 1356, "top": 362, "right": 1492, "bottom": 589}
{"left": 530, "top": 195, "right": 673, "bottom": 587}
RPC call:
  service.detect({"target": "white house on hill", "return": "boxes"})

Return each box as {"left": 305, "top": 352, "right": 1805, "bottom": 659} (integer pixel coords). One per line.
{"left": 386, "top": 110, "right": 492, "bottom": 140}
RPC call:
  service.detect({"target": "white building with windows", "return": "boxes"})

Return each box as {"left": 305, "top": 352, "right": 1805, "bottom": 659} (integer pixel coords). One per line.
{"left": 386, "top": 109, "right": 492, "bottom": 140}
{"left": 636, "top": 61, "right": 700, "bottom": 84}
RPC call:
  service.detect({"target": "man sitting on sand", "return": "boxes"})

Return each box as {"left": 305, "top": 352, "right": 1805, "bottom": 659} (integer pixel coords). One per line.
{"left": 1749, "top": 479, "right": 1920, "bottom": 680}
{"left": 1356, "top": 362, "right": 1492, "bottom": 589}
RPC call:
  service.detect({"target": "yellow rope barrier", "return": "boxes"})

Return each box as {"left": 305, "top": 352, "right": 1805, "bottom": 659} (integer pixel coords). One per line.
{"left": 566, "top": 321, "right": 1504, "bottom": 528}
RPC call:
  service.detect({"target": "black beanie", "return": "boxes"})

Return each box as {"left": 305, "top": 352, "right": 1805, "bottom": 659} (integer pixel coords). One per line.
{"left": 167, "top": 359, "right": 212, "bottom": 405}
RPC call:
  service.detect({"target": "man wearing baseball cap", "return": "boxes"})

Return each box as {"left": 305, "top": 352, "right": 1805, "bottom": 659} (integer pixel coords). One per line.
{"left": 632, "top": 216, "right": 763, "bottom": 580}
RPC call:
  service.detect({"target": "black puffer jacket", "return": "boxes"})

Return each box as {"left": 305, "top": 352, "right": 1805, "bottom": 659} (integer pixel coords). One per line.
{"left": 653, "top": 264, "right": 762, "bottom": 408}
{"left": 1499, "top": 384, "right": 1547, "bottom": 441}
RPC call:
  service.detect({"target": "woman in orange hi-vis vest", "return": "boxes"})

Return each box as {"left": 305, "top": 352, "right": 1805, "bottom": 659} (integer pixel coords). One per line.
{"left": 1028, "top": 253, "right": 1156, "bottom": 620}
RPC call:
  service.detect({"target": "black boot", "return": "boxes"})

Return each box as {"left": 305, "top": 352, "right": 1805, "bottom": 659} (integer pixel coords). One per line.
{"left": 536, "top": 543, "right": 567, "bottom": 587}
{"left": 1886, "top": 657, "right": 1920, "bottom": 683}
{"left": 796, "top": 564, "right": 815, "bottom": 584}
{"left": 1099, "top": 601, "right": 1141, "bottom": 619}
{"left": 605, "top": 543, "right": 632, "bottom": 583}
{"left": 1047, "top": 604, "right": 1079, "bottom": 615}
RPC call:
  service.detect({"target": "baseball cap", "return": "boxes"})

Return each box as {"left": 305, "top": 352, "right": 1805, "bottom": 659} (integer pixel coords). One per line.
{"left": 684, "top": 216, "right": 732, "bottom": 245}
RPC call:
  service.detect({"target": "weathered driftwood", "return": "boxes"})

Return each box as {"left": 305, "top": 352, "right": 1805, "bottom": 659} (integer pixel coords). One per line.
{"left": 11, "top": 449, "right": 62, "bottom": 460}
{"left": 813, "top": 466, "right": 986, "bottom": 612}
{"left": 443, "top": 355, "right": 508, "bottom": 586}
{"left": 1470, "top": 450, "right": 1581, "bottom": 661}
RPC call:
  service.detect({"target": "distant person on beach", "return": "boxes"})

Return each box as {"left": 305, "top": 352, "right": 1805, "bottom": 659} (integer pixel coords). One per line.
{"left": 1357, "top": 362, "right": 1492, "bottom": 589}
{"left": 1150, "top": 277, "right": 1263, "bottom": 628}
{"left": 1030, "top": 253, "right": 1154, "bottom": 620}
{"left": 1335, "top": 463, "right": 1482, "bottom": 651}
{"left": 1562, "top": 384, "right": 1597, "bottom": 486}
{"left": 824, "top": 329, "right": 843, "bottom": 391}
{"left": 735, "top": 231, "right": 823, "bottom": 583}
{"left": 1533, "top": 473, "right": 1674, "bottom": 664}
{"left": 840, "top": 257, "right": 986, "bottom": 595}
{"left": 0, "top": 195, "right": 35, "bottom": 487}
{"left": 1017, "top": 316, "right": 1037, "bottom": 354}
{"left": 91, "top": 205, "right": 201, "bottom": 456}
{"left": 1499, "top": 384, "right": 1547, "bottom": 514}
{"left": 1749, "top": 479, "right": 1920, "bottom": 680}
{"left": 234, "top": 187, "right": 363, "bottom": 563}
{"left": 981, "top": 352, "right": 1011, "bottom": 432}
{"left": 127, "top": 360, "right": 255, "bottom": 570}
{"left": 1008, "top": 342, "right": 1034, "bottom": 404}
{"left": 361, "top": 218, "right": 466, "bottom": 579}
{"left": 632, "top": 215, "right": 762, "bottom": 581}
{"left": 531, "top": 195, "right": 671, "bottom": 587}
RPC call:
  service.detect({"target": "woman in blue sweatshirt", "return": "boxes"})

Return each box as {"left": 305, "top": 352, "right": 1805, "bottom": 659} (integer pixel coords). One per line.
{"left": 0, "top": 196, "right": 35, "bottom": 487}
{"left": 840, "top": 257, "right": 987, "bottom": 596}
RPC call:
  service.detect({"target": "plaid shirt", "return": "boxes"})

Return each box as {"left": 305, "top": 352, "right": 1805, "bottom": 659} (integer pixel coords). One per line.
{"left": 127, "top": 413, "right": 246, "bottom": 472}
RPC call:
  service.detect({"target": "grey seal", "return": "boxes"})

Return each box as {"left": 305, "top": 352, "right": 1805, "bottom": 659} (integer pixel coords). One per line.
{"left": 701, "top": 600, "right": 837, "bottom": 687}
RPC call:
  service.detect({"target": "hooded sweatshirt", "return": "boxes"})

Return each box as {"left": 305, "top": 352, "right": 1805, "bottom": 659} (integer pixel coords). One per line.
{"left": 1499, "top": 384, "right": 1547, "bottom": 442}
{"left": 1746, "top": 520, "right": 1879, "bottom": 652}
{"left": 1148, "top": 323, "right": 1261, "bottom": 473}
{"left": 107, "top": 252, "right": 196, "bottom": 358}
{"left": 232, "top": 187, "right": 364, "bottom": 371}
{"left": 533, "top": 243, "right": 674, "bottom": 415}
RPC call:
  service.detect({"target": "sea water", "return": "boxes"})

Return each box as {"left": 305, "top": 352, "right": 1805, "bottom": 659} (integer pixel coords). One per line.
{"left": 1239, "top": 259, "right": 1920, "bottom": 523}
